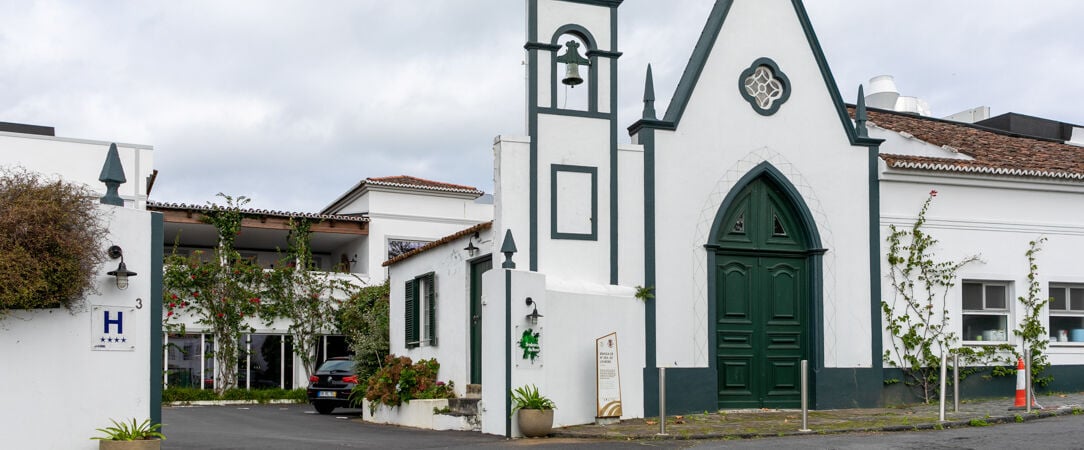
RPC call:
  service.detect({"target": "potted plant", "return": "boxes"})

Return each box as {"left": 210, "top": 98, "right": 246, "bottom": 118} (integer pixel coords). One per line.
{"left": 91, "top": 418, "right": 165, "bottom": 450}
{"left": 510, "top": 384, "right": 556, "bottom": 437}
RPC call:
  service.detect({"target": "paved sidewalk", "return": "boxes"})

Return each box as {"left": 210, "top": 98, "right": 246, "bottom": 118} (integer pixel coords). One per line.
{"left": 552, "top": 392, "right": 1084, "bottom": 440}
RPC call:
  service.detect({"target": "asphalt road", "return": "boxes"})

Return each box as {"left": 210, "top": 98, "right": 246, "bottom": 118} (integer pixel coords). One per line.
{"left": 162, "top": 403, "right": 1084, "bottom": 449}
{"left": 161, "top": 404, "right": 678, "bottom": 449}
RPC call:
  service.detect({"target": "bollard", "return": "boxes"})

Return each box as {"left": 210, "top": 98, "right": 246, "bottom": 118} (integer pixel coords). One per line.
{"left": 953, "top": 353, "right": 959, "bottom": 413}
{"left": 658, "top": 367, "right": 668, "bottom": 436}
{"left": 938, "top": 355, "right": 947, "bottom": 422}
{"left": 799, "top": 359, "right": 811, "bottom": 432}
{"left": 1025, "top": 349, "right": 1032, "bottom": 414}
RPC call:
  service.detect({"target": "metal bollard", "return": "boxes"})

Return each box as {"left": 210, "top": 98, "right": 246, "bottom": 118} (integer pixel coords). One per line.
{"left": 658, "top": 367, "right": 668, "bottom": 436}
{"left": 799, "top": 360, "right": 811, "bottom": 432}
{"left": 938, "top": 355, "right": 947, "bottom": 422}
{"left": 1025, "top": 349, "right": 1032, "bottom": 414}
{"left": 953, "top": 353, "right": 960, "bottom": 413}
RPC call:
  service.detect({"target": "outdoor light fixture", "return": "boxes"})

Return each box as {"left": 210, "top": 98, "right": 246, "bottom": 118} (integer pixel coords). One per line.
{"left": 525, "top": 297, "right": 543, "bottom": 325}
{"left": 106, "top": 245, "right": 138, "bottom": 290}
{"left": 556, "top": 40, "right": 590, "bottom": 87}
{"left": 463, "top": 232, "right": 480, "bottom": 257}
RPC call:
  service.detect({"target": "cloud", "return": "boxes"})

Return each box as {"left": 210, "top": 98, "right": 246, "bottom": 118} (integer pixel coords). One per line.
{"left": 1, "top": 0, "right": 1081, "bottom": 212}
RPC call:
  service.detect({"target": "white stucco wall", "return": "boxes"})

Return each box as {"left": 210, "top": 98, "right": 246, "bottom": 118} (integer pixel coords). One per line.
{"left": 478, "top": 268, "right": 645, "bottom": 436}
{"left": 1, "top": 205, "right": 155, "bottom": 450}
{"left": 0, "top": 131, "right": 153, "bottom": 207}
{"left": 880, "top": 173, "right": 1084, "bottom": 367}
{"left": 648, "top": 0, "right": 872, "bottom": 369}
{"left": 387, "top": 229, "right": 496, "bottom": 393}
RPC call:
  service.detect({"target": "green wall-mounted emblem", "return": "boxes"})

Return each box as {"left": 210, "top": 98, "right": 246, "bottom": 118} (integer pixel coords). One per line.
{"left": 739, "top": 57, "right": 790, "bottom": 116}
{"left": 519, "top": 328, "right": 541, "bottom": 362}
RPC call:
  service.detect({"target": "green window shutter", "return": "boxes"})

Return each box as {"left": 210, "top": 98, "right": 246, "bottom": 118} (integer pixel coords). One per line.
{"left": 405, "top": 279, "right": 419, "bottom": 348}
{"left": 425, "top": 272, "right": 437, "bottom": 346}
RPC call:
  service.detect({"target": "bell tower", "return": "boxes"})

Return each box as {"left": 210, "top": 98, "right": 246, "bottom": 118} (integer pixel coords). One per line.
{"left": 524, "top": 0, "right": 621, "bottom": 284}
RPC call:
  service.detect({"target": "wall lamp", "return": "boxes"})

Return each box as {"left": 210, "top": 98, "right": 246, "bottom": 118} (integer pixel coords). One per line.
{"left": 525, "top": 297, "right": 543, "bottom": 325}
{"left": 106, "top": 245, "right": 138, "bottom": 290}
{"left": 463, "top": 232, "right": 480, "bottom": 257}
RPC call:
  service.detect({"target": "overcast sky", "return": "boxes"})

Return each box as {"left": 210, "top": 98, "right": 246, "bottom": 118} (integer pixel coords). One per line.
{"left": 2, "top": 0, "right": 1082, "bottom": 212}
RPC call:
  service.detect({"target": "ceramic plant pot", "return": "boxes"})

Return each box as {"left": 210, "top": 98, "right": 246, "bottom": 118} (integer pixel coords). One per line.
{"left": 98, "top": 439, "right": 162, "bottom": 450}
{"left": 517, "top": 408, "right": 554, "bottom": 437}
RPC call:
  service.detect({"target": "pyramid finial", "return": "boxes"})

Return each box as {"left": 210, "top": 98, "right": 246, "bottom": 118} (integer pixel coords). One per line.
{"left": 642, "top": 64, "right": 656, "bottom": 120}
{"left": 99, "top": 143, "right": 127, "bottom": 206}
{"left": 500, "top": 229, "right": 518, "bottom": 269}
{"left": 855, "top": 85, "right": 868, "bottom": 138}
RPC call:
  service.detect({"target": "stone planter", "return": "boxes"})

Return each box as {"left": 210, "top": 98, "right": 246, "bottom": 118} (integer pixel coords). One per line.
{"left": 516, "top": 408, "right": 554, "bottom": 437}
{"left": 98, "top": 440, "right": 161, "bottom": 450}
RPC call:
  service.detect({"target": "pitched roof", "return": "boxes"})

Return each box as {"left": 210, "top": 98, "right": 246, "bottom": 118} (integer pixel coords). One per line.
{"left": 383, "top": 221, "right": 492, "bottom": 267}
{"left": 853, "top": 107, "right": 1084, "bottom": 181}
{"left": 365, "top": 175, "right": 483, "bottom": 195}
{"left": 148, "top": 201, "right": 369, "bottom": 223}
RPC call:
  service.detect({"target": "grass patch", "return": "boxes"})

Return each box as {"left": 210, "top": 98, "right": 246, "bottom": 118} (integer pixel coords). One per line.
{"left": 968, "top": 419, "right": 989, "bottom": 427}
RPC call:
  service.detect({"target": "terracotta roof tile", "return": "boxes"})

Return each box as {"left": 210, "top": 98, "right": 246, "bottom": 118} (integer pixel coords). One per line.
{"left": 383, "top": 221, "right": 492, "bottom": 267}
{"left": 366, "top": 175, "right": 483, "bottom": 195}
{"left": 148, "top": 201, "right": 369, "bottom": 223}
{"left": 849, "top": 107, "right": 1084, "bottom": 181}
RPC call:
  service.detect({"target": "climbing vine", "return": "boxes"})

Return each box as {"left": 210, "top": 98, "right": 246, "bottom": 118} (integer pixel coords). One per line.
{"left": 163, "top": 194, "right": 266, "bottom": 395}
{"left": 882, "top": 190, "right": 1011, "bottom": 403}
{"left": 1014, "top": 237, "right": 1052, "bottom": 387}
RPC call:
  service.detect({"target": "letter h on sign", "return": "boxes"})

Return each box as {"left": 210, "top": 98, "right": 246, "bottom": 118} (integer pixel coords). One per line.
{"left": 103, "top": 310, "right": 124, "bottom": 334}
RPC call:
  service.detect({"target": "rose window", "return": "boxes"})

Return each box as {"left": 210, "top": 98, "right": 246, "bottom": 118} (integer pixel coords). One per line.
{"left": 744, "top": 67, "right": 783, "bottom": 109}
{"left": 738, "top": 58, "right": 790, "bottom": 115}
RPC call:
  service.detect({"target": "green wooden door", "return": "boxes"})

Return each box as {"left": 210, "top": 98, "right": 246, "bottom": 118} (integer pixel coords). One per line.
{"left": 714, "top": 177, "right": 810, "bottom": 409}
{"left": 469, "top": 256, "right": 492, "bottom": 384}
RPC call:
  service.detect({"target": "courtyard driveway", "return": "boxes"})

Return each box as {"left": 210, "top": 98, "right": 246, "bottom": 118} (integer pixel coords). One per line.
{"left": 161, "top": 404, "right": 667, "bottom": 449}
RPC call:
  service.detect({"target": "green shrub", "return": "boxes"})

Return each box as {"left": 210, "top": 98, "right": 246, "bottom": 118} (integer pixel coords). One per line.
{"left": 0, "top": 168, "right": 107, "bottom": 316}
{"left": 163, "top": 387, "right": 305, "bottom": 403}
{"left": 510, "top": 384, "right": 556, "bottom": 415}
{"left": 360, "top": 354, "right": 455, "bottom": 411}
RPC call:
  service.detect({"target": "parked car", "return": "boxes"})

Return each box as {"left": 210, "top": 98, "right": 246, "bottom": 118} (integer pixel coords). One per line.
{"left": 306, "top": 357, "right": 359, "bottom": 414}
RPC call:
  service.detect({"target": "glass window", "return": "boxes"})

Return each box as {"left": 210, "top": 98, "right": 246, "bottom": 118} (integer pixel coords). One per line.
{"left": 388, "top": 239, "right": 429, "bottom": 259}
{"left": 1049, "top": 284, "right": 1084, "bottom": 343}
{"left": 962, "top": 281, "right": 1010, "bottom": 343}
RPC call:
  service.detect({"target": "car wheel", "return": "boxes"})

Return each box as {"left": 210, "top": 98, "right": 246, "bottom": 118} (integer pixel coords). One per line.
{"left": 313, "top": 402, "right": 337, "bottom": 415}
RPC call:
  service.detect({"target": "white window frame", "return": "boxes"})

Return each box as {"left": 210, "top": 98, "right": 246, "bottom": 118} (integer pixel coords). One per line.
{"left": 961, "top": 280, "right": 1012, "bottom": 344}
{"left": 1048, "top": 284, "right": 1084, "bottom": 345}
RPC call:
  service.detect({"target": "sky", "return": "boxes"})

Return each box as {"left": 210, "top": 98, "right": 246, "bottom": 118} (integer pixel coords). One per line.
{"left": 2, "top": 0, "right": 1082, "bottom": 212}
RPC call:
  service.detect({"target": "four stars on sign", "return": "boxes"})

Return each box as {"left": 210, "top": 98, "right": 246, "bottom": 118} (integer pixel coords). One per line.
{"left": 99, "top": 336, "right": 128, "bottom": 343}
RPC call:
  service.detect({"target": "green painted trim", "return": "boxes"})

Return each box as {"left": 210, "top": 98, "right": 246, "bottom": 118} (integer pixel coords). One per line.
{"left": 816, "top": 368, "right": 881, "bottom": 409}
{"left": 150, "top": 212, "right": 163, "bottom": 428}
{"left": 586, "top": 49, "right": 622, "bottom": 58}
{"left": 611, "top": 3, "right": 620, "bottom": 286}
{"left": 609, "top": 3, "right": 619, "bottom": 285}
{"left": 537, "top": 107, "right": 611, "bottom": 120}
{"left": 868, "top": 143, "right": 883, "bottom": 368}
{"left": 641, "top": 126, "right": 657, "bottom": 369}
{"left": 528, "top": 0, "right": 539, "bottom": 272}
{"left": 556, "top": 0, "right": 623, "bottom": 7}
{"left": 524, "top": 42, "right": 562, "bottom": 51}
{"left": 627, "top": 118, "right": 675, "bottom": 135}
{"left": 705, "top": 163, "right": 822, "bottom": 248}
{"left": 737, "top": 57, "right": 791, "bottom": 116}
{"left": 550, "top": 24, "right": 599, "bottom": 113}
{"left": 642, "top": 367, "right": 716, "bottom": 416}
{"left": 504, "top": 269, "right": 512, "bottom": 438}
{"left": 661, "top": 0, "right": 733, "bottom": 125}
{"left": 550, "top": 164, "right": 599, "bottom": 240}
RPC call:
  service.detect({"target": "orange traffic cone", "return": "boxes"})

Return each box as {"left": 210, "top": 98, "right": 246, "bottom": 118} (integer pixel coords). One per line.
{"left": 1008, "top": 357, "right": 1042, "bottom": 410}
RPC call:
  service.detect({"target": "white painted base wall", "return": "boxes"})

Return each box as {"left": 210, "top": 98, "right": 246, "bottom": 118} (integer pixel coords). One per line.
{"left": 363, "top": 398, "right": 476, "bottom": 431}
{"left": 0, "top": 206, "right": 155, "bottom": 450}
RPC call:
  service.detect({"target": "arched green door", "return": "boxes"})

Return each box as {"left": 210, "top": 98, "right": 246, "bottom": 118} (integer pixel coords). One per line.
{"left": 712, "top": 176, "right": 812, "bottom": 409}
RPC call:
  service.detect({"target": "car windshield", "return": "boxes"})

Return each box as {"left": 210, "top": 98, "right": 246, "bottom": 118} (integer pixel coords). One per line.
{"left": 318, "top": 360, "right": 354, "bottom": 373}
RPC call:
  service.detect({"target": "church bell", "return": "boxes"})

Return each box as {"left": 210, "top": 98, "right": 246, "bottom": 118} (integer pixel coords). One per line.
{"left": 556, "top": 40, "right": 590, "bottom": 87}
